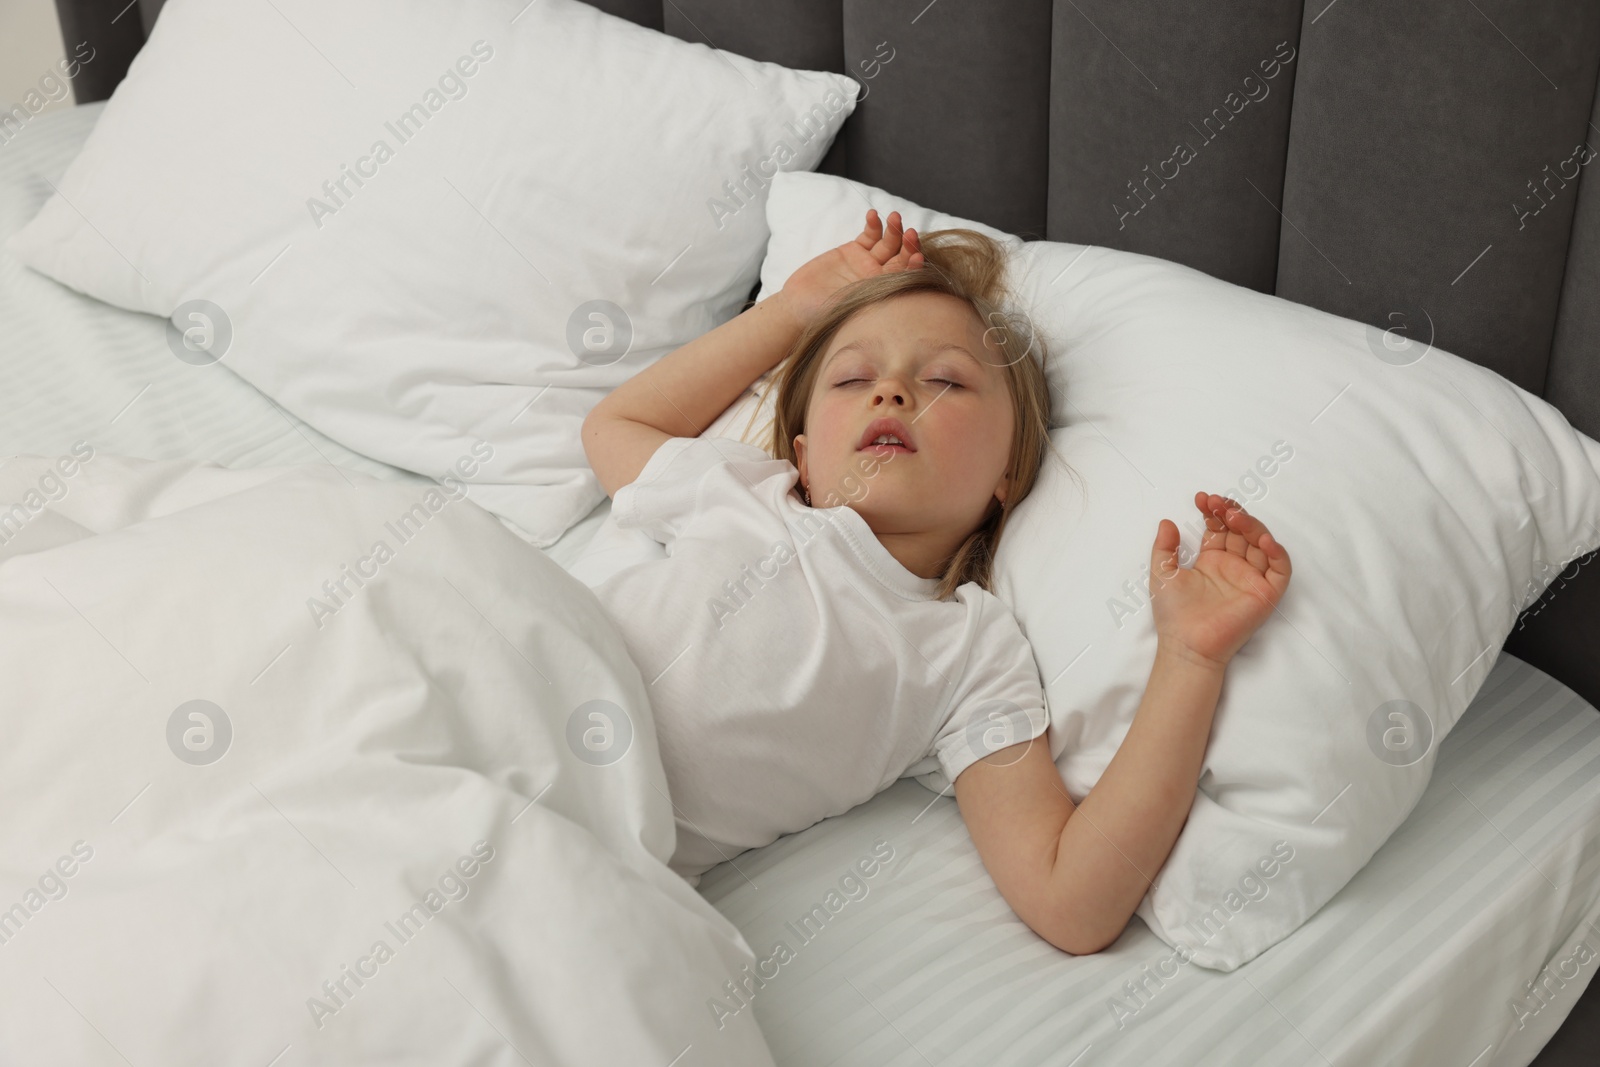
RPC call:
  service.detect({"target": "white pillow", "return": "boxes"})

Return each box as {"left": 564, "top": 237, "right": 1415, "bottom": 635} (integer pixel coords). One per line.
{"left": 738, "top": 169, "right": 1600, "bottom": 971}
{"left": 6, "top": 0, "right": 856, "bottom": 546}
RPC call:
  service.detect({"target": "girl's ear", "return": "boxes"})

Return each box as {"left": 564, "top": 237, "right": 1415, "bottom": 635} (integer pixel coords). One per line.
{"left": 994, "top": 469, "right": 1011, "bottom": 508}
{"left": 792, "top": 434, "right": 808, "bottom": 487}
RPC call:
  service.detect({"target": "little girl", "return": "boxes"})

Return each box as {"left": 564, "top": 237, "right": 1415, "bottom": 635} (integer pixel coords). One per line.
{"left": 582, "top": 210, "right": 1292, "bottom": 955}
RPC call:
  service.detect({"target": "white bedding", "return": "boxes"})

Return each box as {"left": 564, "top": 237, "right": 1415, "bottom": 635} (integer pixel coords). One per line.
{"left": 6, "top": 101, "right": 1599, "bottom": 1066}
{"left": 0, "top": 452, "right": 762, "bottom": 1065}
{"left": 698, "top": 650, "right": 1600, "bottom": 1066}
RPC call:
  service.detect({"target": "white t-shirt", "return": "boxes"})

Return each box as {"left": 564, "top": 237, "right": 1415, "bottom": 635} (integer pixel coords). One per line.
{"left": 591, "top": 435, "right": 1049, "bottom": 881}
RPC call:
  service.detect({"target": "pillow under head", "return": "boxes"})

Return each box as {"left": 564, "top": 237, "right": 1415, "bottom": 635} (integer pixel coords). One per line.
{"left": 732, "top": 168, "right": 1600, "bottom": 971}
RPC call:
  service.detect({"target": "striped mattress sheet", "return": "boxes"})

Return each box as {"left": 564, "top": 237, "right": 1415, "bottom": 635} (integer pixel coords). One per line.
{"left": 698, "top": 650, "right": 1600, "bottom": 1067}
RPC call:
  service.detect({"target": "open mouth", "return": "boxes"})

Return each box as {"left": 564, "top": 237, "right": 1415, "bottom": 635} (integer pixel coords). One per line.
{"left": 856, "top": 417, "right": 917, "bottom": 455}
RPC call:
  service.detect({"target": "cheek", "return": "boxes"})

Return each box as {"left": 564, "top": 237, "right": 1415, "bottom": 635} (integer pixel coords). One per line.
{"left": 807, "top": 398, "right": 853, "bottom": 460}
{"left": 940, "top": 402, "right": 1007, "bottom": 453}
{"left": 946, "top": 402, "right": 1014, "bottom": 482}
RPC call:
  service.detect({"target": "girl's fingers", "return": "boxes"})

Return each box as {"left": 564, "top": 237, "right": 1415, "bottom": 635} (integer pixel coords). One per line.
{"left": 1182, "top": 490, "right": 1291, "bottom": 593}
{"left": 1228, "top": 504, "right": 1292, "bottom": 580}
{"left": 1212, "top": 494, "right": 1271, "bottom": 547}
{"left": 1262, "top": 530, "right": 1292, "bottom": 578}
{"left": 852, "top": 210, "right": 925, "bottom": 274}
{"left": 1196, "top": 492, "right": 1290, "bottom": 571}
{"left": 855, "top": 208, "right": 884, "bottom": 250}
{"left": 1195, "top": 491, "right": 1223, "bottom": 529}
{"left": 889, "top": 228, "right": 920, "bottom": 270}
{"left": 1209, "top": 495, "right": 1286, "bottom": 572}
{"left": 873, "top": 211, "right": 905, "bottom": 262}
{"left": 1150, "top": 517, "right": 1182, "bottom": 581}
{"left": 1197, "top": 496, "right": 1229, "bottom": 549}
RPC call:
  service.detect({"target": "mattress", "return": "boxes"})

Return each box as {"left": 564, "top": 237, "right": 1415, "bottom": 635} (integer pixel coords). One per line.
{"left": 697, "top": 650, "right": 1600, "bottom": 1066}
{"left": 7, "top": 103, "right": 1598, "bottom": 1067}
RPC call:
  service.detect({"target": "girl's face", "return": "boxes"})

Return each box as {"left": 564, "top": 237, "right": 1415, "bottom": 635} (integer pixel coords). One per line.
{"left": 793, "top": 291, "right": 1016, "bottom": 565}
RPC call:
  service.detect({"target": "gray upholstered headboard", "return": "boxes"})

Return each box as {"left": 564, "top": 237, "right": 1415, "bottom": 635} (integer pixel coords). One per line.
{"left": 55, "top": 0, "right": 1600, "bottom": 709}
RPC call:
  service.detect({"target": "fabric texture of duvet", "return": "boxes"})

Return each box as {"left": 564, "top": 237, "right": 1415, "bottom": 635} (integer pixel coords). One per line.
{"left": 0, "top": 451, "right": 773, "bottom": 1066}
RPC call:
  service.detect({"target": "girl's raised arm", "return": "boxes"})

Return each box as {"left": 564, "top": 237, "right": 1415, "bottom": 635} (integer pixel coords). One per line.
{"left": 583, "top": 209, "right": 922, "bottom": 499}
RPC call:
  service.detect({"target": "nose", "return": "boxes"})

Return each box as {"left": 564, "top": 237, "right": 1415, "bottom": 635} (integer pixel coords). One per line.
{"left": 871, "top": 378, "right": 906, "bottom": 407}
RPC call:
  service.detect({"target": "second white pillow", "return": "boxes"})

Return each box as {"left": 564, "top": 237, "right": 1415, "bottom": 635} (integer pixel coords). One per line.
{"left": 8, "top": 0, "right": 857, "bottom": 547}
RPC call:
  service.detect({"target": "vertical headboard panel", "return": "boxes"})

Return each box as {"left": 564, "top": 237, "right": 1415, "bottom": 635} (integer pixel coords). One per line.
{"left": 1047, "top": 0, "right": 1304, "bottom": 293}
{"left": 1548, "top": 70, "right": 1600, "bottom": 443}
{"left": 51, "top": 0, "right": 147, "bottom": 104}
{"left": 661, "top": 0, "right": 838, "bottom": 75}
{"left": 138, "top": 0, "right": 165, "bottom": 37}
{"left": 1275, "top": 2, "right": 1600, "bottom": 397}
{"left": 838, "top": 0, "right": 1052, "bottom": 241}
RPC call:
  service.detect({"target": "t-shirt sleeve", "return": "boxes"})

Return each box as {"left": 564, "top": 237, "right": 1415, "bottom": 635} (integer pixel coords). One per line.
{"left": 610, "top": 434, "right": 780, "bottom": 546}
{"left": 923, "top": 589, "right": 1051, "bottom": 791}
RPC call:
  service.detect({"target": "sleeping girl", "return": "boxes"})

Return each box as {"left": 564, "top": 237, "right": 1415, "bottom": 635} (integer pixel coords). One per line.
{"left": 580, "top": 209, "right": 1293, "bottom": 955}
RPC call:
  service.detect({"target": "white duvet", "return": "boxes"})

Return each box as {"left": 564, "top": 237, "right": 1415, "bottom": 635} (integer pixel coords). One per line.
{"left": 0, "top": 449, "right": 773, "bottom": 1066}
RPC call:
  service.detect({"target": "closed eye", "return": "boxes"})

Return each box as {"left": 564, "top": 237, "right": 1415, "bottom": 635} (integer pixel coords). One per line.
{"left": 833, "top": 378, "right": 963, "bottom": 388}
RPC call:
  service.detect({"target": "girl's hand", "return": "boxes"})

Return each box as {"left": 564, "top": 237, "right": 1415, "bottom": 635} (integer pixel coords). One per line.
{"left": 778, "top": 208, "right": 924, "bottom": 329}
{"left": 1148, "top": 493, "right": 1293, "bottom": 669}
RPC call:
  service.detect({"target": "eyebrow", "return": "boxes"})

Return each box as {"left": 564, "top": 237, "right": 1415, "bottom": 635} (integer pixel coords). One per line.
{"left": 825, "top": 337, "right": 986, "bottom": 373}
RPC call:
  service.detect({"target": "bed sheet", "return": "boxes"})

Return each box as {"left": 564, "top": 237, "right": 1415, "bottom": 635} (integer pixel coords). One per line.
{"left": 698, "top": 650, "right": 1600, "bottom": 1067}
{"left": 0, "top": 101, "right": 613, "bottom": 571}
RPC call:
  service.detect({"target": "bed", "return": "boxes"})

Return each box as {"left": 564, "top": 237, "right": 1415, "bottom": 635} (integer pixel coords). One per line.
{"left": 14, "top": 1, "right": 1600, "bottom": 1064}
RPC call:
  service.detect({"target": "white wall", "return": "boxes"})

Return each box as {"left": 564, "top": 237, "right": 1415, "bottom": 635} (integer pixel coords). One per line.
{"left": 0, "top": 0, "right": 71, "bottom": 115}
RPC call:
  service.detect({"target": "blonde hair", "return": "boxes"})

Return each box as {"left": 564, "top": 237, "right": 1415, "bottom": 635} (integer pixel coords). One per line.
{"left": 737, "top": 228, "right": 1065, "bottom": 600}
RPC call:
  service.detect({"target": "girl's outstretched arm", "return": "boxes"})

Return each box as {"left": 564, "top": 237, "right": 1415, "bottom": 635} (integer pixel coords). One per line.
{"left": 953, "top": 494, "right": 1293, "bottom": 955}
{"left": 583, "top": 209, "right": 921, "bottom": 499}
